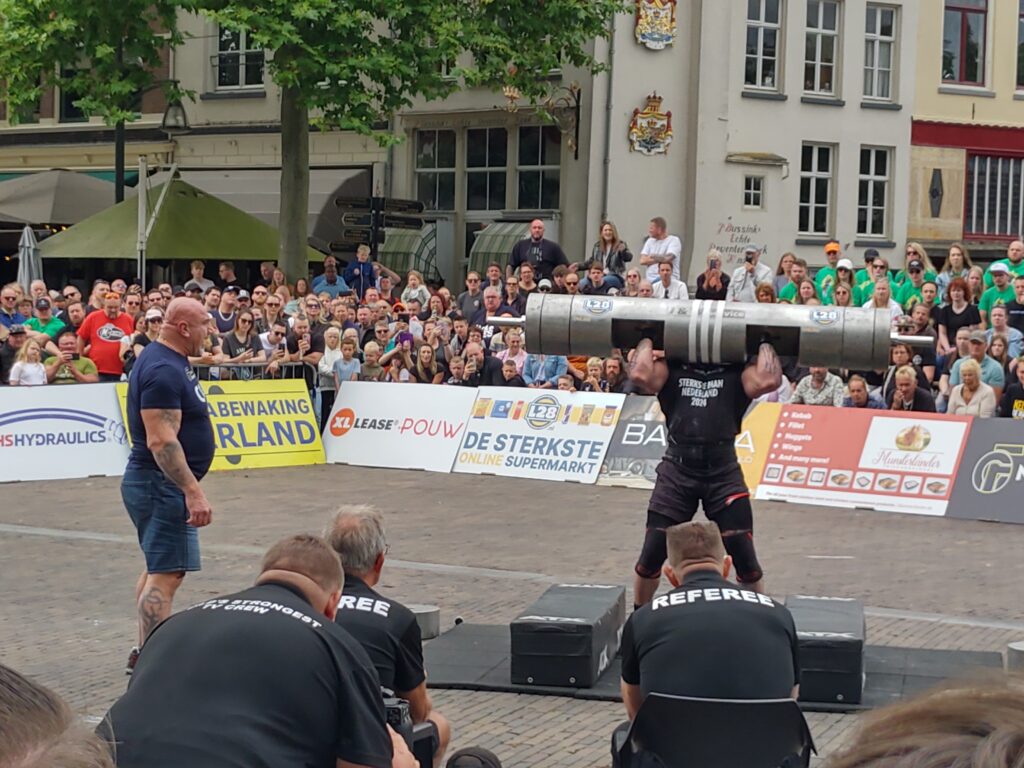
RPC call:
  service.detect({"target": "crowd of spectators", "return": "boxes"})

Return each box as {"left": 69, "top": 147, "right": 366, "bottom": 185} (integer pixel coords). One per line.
{"left": 4, "top": 225, "right": 1023, "bottom": 423}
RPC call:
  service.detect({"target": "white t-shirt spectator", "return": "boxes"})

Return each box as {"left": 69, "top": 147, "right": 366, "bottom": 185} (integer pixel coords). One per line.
{"left": 10, "top": 361, "right": 47, "bottom": 386}
{"left": 652, "top": 279, "right": 689, "bottom": 300}
{"left": 641, "top": 235, "right": 682, "bottom": 283}
{"left": 258, "top": 331, "right": 285, "bottom": 357}
{"left": 862, "top": 298, "right": 904, "bottom": 326}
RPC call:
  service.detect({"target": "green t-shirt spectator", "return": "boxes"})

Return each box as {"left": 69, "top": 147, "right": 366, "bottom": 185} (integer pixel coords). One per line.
{"left": 43, "top": 354, "right": 98, "bottom": 384}
{"left": 893, "top": 269, "right": 937, "bottom": 288}
{"left": 979, "top": 285, "right": 1015, "bottom": 317}
{"left": 897, "top": 282, "right": 925, "bottom": 311}
{"left": 778, "top": 282, "right": 797, "bottom": 303}
{"left": 25, "top": 316, "right": 65, "bottom": 339}
{"left": 983, "top": 259, "right": 1024, "bottom": 288}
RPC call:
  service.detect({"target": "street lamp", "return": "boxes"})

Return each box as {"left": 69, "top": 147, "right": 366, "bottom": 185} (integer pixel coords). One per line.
{"left": 114, "top": 80, "right": 189, "bottom": 202}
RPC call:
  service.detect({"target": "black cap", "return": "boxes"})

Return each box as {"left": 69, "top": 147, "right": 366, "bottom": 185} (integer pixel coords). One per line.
{"left": 35, "top": 297, "right": 51, "bottom": 310}
{"left": 223, "top": 285, "right": 241, "bottom": 294}
{"left": 446, "top": 747, "right": 503, "bottom": 768}
{"left": 183, "top": 280, "right": 203, "bottom": 293}
{"left": 8, "top": 324, "right": 26, "bottom": 335}
{"left": 908, "top": 259, "right": 924, "bottom": 271}
{"left": 172, "top": 285, "right": 186, "bottom": 296}
{"left": 864, "top": 248, "right": 880, "bottom": 261}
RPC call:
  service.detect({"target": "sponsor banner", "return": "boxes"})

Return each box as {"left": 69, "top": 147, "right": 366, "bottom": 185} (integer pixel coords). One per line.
{"left": 323, "top": 382, "right": 475, "bottom": 472}
{"left": 755, "top": 406, "right": 971, "bottom": 517}
{"left": 454, "top": 388, "right": 626, "bottom": 483}
{"left": 947, "top": 419, "right": 1024, "bottom": 524}
{"left": 117, "top": 380, "right": 323, "bottom": 471}
{"left": 596, "top": 399, "right": 780, "bottom": 492}
{"left": 0, "top": 384, "right": 130, "bottom": 483}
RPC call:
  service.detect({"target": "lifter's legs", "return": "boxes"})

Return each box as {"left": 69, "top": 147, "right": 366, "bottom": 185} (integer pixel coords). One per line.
{"left": 137, "top": 571, "right": 185, "bottom": 646}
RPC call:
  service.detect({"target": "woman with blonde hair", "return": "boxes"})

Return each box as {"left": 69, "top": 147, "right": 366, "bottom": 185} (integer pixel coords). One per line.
{"left": 863, "top": 278, "right": 903, "bottom": 326}
{"left": 948, "top": 357, "right": 996, "bottom": 417}
{"left": 622, "top": 268, "right": 643, "bottom": 297}
{"left": 896, "top": 242, "right": 938, "bottom": 287}
{"left": 588, "top": 221, "right": 632, "bottom": 290}
{"left": 967, "top": 265, "right": 985, "bottom": 305}
{"left": 695, "top": 248, "right": 730, "bottom": 300}
{"left": 414, "top": 341, "right": 444, "bottom": 384}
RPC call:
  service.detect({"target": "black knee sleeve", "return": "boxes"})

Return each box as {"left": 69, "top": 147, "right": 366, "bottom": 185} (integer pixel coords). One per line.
{"left": 718, "top": 496, "right": 763, "bottom": 584}
{"left": 634, "top": 512, "right": 673, "bottom": 579}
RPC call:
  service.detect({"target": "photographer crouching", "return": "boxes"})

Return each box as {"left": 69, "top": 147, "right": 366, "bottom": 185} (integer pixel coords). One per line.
{"left": 328, "top": 506, "right": 452, "bottom": 768}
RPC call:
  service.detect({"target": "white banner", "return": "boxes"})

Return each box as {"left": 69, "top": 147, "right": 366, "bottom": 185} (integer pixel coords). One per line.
{"left": 0, "top": 384, "right": 130, "bottom": 483}
{"left": 323, "top": 382, "right": 476, "bottom": 472}
{"left": 453, "top": 388, "right": 626, "bottom": 483}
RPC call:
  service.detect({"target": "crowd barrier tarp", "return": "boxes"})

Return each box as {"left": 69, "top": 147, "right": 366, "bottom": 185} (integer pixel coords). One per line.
{"left": 323, "top": 382, "right": 476, "bottom": 472}
{"left": 0, "top": 383, "right": 129, "bottom": 483}
{"left": 754, "top": 405, "right": 972, "bottom": 517}
{"left": 947, "top": 419, "right": 1024, "bottom": 524}
{"left": 117, "top": 380, "right": 323, "bottom": 471}
{"left": 596, "top": 399, "right": 781, "bottom": 493}
{"left": 454, "top": 388, "right": 626, "bottom": 483}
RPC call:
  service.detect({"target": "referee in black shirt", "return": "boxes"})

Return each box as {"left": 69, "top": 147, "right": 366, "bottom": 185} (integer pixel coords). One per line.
{"left": 621, "top": 521, "right": 800, "bottom": 720}
{"left": 327, "top": 506, "right": 452, "bottom": 767}
{"left": 99, "top": 534, "right": 416, "bottom": 768}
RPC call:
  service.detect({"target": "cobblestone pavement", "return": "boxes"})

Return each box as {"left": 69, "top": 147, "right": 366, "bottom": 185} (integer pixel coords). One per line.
{"left": 2, "top": 465, "right": 1023, "bottom": 767}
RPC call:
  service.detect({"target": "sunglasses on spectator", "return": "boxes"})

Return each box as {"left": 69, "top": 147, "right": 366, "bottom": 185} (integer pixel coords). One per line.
{"left": 148, "top": 317, "right": 163, "bottom": 323}
{"left": 1, "top": 295, "right": 16, "bottom": 301}
{"left": 565, "top": 280, "right": 579, "bottom": 286}
{"left": 306, "top": 302, "right": 320, "bottom": 309}
{"left": 63, "top": 291, "right": 79, "bottom": 299}
{"left": 266, "top": 300, "right": 282, "bottom": 307}
{"left": 238, "top": 318, "right": 252, "bottom": 325}
{"left": 253, "top": 290, "right": 268, "bottom": 296}
{"left": 467, "top": 278, "right": 480, "bottom": 283}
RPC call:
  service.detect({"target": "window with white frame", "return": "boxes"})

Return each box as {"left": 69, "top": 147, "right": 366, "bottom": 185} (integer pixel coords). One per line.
{"left": 517, "top": 125, "right": 561, "bottom": 210}
{"left": 1017, "top": 0, "right": 1024, "bottom": 89}
{"left": 466, "top": 127, "right": 508, "bottom": 211}
{"left": 799, "top": 143, "right": 834, "bottom": 235}
{"left": 864, "top": 5, "right": 896, "bottom": 100}
{"left": 965, "top": 154, "right": 1024, "bottom": 238}
{"left": 805, "top": 1, "right": 841, "bottom": 95}
{"left": 743, "top": 175, "right": 765, "bottom": 209}
{"left": 415, "top": 130, "right": 456, "bottom": 211}
{"left": 745, "top": 0, "right": 782, "bottom": 90}
{"left": 857, "top": 147, "right": 891, "bottom": 237}
{"left": 216, "top": 26, "right": 265, "bottom": 89}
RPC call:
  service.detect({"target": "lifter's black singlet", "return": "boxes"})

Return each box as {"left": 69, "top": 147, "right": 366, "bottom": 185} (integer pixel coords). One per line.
{"left": 657, "top": 364, "right": 751, "bottom": 449}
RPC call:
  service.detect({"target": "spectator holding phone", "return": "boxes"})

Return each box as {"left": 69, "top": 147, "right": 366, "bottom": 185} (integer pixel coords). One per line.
{"left": 695, "top": 249, "right": 729, "bottom": 300}
{"left": 44, "top": 328, "right": 99, "bottom": 384}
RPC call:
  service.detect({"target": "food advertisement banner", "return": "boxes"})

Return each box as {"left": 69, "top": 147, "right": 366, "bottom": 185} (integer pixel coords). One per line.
{"left": 754, "top": 406, "right": 971, "bottom": 516}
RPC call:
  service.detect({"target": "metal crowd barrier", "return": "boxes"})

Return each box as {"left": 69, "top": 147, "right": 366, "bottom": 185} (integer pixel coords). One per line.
{"left": 189, "top": 361, "right": 317, "bottom": 385}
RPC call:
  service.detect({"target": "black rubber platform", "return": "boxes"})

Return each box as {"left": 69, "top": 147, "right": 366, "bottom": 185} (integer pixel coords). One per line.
{"left": 425, "top": 623, "right": 1003, "bottom": 713}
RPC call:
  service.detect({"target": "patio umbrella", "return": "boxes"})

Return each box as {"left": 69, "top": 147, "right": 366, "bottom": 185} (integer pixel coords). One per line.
{"left": 16, "top": 224, "right": 43, "bottom": 289}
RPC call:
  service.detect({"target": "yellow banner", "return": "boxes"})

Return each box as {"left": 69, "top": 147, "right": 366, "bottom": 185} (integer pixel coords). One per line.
{"left": 116, "top": 379, "right": 324, "bottom": 472}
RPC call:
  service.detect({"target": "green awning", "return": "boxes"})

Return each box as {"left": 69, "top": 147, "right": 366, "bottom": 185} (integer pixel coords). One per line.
{"left": 0, "top": 171, "right": 138, "bottom": 186}
{"left": 40, "top": 177, "right": 323, "bottom": 262}
{"left": 468, "top": 221, "right": 530, "bottom": 277}
{"left": 378, "top": 225, "right": 439, "bottom": 283}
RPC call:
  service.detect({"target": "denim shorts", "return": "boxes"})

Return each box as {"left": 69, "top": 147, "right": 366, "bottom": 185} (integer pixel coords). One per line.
{"left": 121, "top": 467, "right": 201, "bottom": 573}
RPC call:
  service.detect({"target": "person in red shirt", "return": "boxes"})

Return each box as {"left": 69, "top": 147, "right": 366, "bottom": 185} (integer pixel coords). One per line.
{"left": 77, "top": 291, "right": 136, "bottom": 381}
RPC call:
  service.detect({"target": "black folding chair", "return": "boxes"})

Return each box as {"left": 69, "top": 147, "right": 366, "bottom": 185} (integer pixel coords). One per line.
{"left": 611, "top": 693, "right": 816, "bottom": 768}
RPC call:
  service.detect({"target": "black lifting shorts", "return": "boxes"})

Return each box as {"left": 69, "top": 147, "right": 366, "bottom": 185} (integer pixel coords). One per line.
{"left": 646, "top": 456, "right": 752, "bottom": 529}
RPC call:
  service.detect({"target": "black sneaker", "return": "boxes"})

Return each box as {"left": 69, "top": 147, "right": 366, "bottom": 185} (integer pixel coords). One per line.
{"left": 125, "top": 646, "right": 140, "bottom": 676}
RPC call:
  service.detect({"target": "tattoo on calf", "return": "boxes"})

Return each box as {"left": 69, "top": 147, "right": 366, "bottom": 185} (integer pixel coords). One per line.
{"left": 139, "top": 586, "right": 169, "bottom": 641}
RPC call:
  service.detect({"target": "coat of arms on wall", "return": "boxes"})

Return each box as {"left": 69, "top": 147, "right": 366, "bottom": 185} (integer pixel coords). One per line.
{"left": 635, "top": 0, "right": 677, "bottom": 50}
{"left": 629, "top": 94, "right": 673, "bottom": 155}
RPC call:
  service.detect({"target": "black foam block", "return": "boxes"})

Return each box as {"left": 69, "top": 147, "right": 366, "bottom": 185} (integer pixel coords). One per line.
{"left": 510, "top": 584, "right": 626, "bottom": 688}
{"left": 786, "top": 595, "right": 866, "bottom": 705}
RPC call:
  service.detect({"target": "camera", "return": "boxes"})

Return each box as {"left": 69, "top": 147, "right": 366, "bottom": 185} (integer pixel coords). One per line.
{"left": 384, "top": 697, "right": 436, "bottom": 768}
{"left": 744, "top": 254, "right": 754, "bottom": 264}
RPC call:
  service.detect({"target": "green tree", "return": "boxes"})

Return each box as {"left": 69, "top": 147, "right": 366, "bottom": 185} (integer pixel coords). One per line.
{"left": 0, "top": 0, "right": 186, "bottom": 153}
{"left": 195, "top": 0, "right": 625, "bottom": 281}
